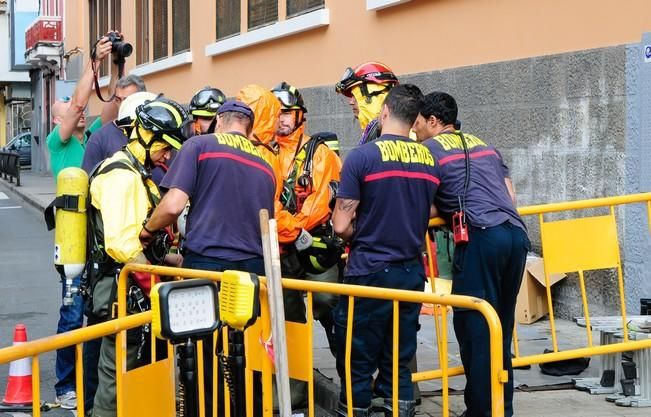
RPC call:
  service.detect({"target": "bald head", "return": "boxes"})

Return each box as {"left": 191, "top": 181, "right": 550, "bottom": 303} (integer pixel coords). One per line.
{"left": 52, "top": 100, "right": 86, "bottom": 129}
{"left": 52, "top": 100, "right": 71, "bottom": 125}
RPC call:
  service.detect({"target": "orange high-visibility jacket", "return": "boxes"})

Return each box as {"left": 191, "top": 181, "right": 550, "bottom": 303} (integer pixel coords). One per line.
{"left": 237, "top": 85, "right": 284, "bottom": 203}
{"left": 275, "top": 123, "right": 342, "bottom": 244}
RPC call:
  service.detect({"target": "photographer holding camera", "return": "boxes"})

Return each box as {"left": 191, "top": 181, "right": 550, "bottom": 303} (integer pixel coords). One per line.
{"left": 46, "top": 31, "right": 129, "bottom": 411}
{"left": 93, "top": 31, "right": 135, "bottom": 123}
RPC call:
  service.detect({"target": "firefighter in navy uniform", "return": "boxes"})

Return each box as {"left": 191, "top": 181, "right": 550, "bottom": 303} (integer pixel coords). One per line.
{"left": 88, "top": 97, "right": 192, "bottom": 417}
{"left": 140, "top": 100, "right": 276, "bottom": 417}
{"left": 413, "top": 92, "right": 529, "bottom": 417}
{"left": 336, "top": 62, "right": 424, "bottom": 404}
{"left": 332, "top": 85, "right": 439, "bottom": 417}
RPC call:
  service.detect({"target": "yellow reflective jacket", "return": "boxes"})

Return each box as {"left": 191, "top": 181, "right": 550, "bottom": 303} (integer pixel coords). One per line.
{"left": 89, "top": 150, "right": 159, "bottom": 264}
{"left": 276, "top": 124, "right": 342, "bottom": 243}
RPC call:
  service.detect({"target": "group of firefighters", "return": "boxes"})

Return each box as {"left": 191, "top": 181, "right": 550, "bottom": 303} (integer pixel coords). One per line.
{"left": 46, "top": 34, "right": 528, "bottom": 417}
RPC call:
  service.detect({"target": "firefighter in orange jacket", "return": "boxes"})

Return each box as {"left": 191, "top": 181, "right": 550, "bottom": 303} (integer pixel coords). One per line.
{"left": 271, "top": 81, "right": 343, "bottom": 354}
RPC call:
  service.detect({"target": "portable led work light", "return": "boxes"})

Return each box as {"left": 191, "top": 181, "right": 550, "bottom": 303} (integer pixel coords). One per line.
{"left": 151, "top": 279, "right": 219, "bottom": 342}
{"left": 219, "top": 270, "right": 260, "bottom": 331}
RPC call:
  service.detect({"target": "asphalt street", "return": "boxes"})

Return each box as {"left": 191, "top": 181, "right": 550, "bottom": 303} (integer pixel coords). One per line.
{"left": 0, "top": 186, "right": 76, "bottom": 416}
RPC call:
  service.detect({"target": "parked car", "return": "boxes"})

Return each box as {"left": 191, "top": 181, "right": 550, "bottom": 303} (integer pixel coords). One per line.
{"left": 2, "top": 132, "right": 31, "bottom": 167}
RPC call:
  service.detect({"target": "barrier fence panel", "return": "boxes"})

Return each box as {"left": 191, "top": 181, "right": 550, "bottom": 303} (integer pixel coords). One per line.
{"left": 498, "top": 193, "right": 651, "bottom": 375}
{"left": 116, "top": 264, "right": 506, "bottom": 417}
{"left": 0, "top": 263, "right": 506, "bottom": 417}
{"left": 0, "top": 313, "right": 151, "bottom": 417}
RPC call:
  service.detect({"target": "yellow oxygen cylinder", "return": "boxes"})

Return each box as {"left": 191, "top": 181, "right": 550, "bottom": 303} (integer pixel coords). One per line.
{"left": 53, "top": 167, "right": 88, "bottom": 305}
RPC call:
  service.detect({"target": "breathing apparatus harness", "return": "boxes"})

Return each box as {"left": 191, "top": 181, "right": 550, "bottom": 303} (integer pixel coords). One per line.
{"left": 82, "top": 149, "right": 167, "bottom": 310}
{"left": 281, "top": 133, "right": 329, "bottom": 215}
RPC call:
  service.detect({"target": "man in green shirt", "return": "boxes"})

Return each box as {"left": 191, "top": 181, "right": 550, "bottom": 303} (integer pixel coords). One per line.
{"left": 47, "top": 32, "right": 128, "bottom": 183}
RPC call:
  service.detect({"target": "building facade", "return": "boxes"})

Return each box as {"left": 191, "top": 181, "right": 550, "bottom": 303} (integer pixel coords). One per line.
{"left": 53, "top": 0, "right": 651, "bottom": 315}
{"left": 0, "top": 0, "right": 34, "bottom": 147}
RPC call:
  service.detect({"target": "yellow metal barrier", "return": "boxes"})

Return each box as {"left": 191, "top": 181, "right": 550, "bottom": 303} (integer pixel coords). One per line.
{"left": 116, "top": 263, "right": 506, "bottom": 417}
{"left": 427, "top": 192, "right": 651, "bottom": 379}
{"left": 0, "top": 263, "right": 506, "bottom": 417}
{"left": 0, "top": 313, "right": 150, "bottom": 417}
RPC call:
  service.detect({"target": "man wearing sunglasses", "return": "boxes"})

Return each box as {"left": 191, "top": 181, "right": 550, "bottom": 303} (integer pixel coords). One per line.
{"left": 335, "top": 62, "right": 399, "bottom": 146}
{"left": 189, "top": 86, "right": 227, "bottom": 135}
{"left": 271, "top": 82, "right": 343, "bottom": 356}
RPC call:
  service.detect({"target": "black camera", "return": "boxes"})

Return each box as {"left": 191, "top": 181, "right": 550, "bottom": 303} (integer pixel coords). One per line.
{"left": 106, "top": 31, "right": 133, "bottom": 61}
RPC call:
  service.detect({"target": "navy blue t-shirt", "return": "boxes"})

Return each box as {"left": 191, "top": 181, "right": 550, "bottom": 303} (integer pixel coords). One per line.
{"left": 423, "top": 131, "right": 525, "bottom": 231}
{"left": 82, "top": 122, "right": 168, "bottom": 185}
{"left": 161, "top": 133, "right": 276, "bottom": 260}
{"left": 82, "top": 122, "right": 127, "bottom": 174}
{"left": 338, "top": 134, "right": 440, "bottom": 277}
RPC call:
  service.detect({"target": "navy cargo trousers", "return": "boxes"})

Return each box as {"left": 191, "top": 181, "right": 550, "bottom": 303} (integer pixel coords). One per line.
{"left": 452, "top": 222, "right": 530, "bottom": 417}
{"left": 334, "top": 260, "right": 425, "bottom": 408}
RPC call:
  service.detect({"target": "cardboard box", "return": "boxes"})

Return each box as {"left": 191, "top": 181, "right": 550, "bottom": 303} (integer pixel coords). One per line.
{"left": 515, "top": 256, "right": 566, "bottom": 324}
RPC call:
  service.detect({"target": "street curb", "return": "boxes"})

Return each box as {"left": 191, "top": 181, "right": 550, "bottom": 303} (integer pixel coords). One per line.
{"left": 0, "top": 179, "right": 48, "bottom": 212}
{"left": 314, "top": 370, "right": 339, "bottom": 413}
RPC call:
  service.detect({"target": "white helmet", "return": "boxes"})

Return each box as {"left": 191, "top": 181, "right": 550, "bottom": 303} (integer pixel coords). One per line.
{"left": 116, "top": 91, "right": 157, "bottom": 127}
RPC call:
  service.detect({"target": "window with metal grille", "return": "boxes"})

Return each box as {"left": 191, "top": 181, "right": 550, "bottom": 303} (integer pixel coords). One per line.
{"left": 136, "top": 0, "right": 149, "bottom": 64}
{"left": 287, "top": 0, "right": 324, "bottom": 17}
{"left": 110, "top": 0, "right": 121, "bottom": 32}
{"left": 153, "top": 0, "right": 168, "bottom": 61}
{"left": 216, "top": 0, "right": 241, "bottom": 40}
{"left": 173, "top": 0, "right": 190, "bottom": 53}
{"left": 248, "top": 0, "right": 277, "bottom": 30}
{"left": 89, "top": 0, "right": 121, "bottom": 77}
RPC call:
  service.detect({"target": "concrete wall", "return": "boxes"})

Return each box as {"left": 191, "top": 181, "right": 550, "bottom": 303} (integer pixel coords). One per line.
{"left": 304, "top": 44, "right": 638, "bottom": 317}
{"left": 623, "top": 34, "right": 651, "bottom": 318}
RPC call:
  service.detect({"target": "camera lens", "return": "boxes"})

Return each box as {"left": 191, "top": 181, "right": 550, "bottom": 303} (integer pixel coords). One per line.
{"left": 114, "top": 41, "right": 133, "bottom": 58}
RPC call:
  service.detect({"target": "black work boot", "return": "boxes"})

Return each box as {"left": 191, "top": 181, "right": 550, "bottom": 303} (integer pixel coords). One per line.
{"left": 380, "top": 399, "right": 417, "bottom": 417}
{"left": 336, "top": 401, "right": 372, "bottom": 417}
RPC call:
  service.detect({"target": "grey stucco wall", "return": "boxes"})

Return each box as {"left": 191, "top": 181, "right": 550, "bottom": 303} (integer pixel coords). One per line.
{"left": 302, "top": 44, "right": 649, "bottom": 318}
{"left": 624, "top": 36, "right": 651, "bottom": 317}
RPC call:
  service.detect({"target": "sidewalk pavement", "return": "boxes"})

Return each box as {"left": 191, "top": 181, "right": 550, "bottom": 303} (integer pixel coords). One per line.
{"left": 2, "top": 170, "right": 651, "bottom": 416}
{"left": 0, "top": 169, "right": 54, "bottom": 211}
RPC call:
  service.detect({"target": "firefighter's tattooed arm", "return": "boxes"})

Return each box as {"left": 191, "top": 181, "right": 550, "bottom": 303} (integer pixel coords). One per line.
{"left": 333, "top": 198, "right": 359, "bottom": 242}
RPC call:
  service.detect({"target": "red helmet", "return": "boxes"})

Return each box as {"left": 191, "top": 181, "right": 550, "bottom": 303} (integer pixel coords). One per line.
{"left": 335, "top": 62, "right": 399, "bottom": 97}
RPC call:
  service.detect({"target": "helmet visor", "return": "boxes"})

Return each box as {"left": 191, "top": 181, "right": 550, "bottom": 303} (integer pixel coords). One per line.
{"left": 335, "top": 67, "right": 359, "bottom": 96}
{"left": 162, "top": 119, "right": 194, "bottom": 149}
{"left": 192, "top": 89, "right": 226, "bottom": 108}
{"left": 273, "top": 89, "right": 298, "bottom": 109}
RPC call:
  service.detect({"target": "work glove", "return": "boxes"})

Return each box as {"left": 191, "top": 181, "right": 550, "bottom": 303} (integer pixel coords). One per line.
{"left": 294, "top": 228, "right": 313, "bottom": 252}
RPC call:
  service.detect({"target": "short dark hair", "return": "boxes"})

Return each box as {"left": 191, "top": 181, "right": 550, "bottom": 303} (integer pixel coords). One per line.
{"left": 382, "top": 84, "right": 424, "bottom": 126}
{"left": 220, "top": 111, "right": 252, "bottom": 136}
{"left": 420, "top": 92, "right": 458, "bottom": 126}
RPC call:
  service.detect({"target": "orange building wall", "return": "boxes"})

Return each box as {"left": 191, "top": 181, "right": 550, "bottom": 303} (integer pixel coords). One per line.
{"left": 60, "top": 0, "right": 651, "bottom": 113}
